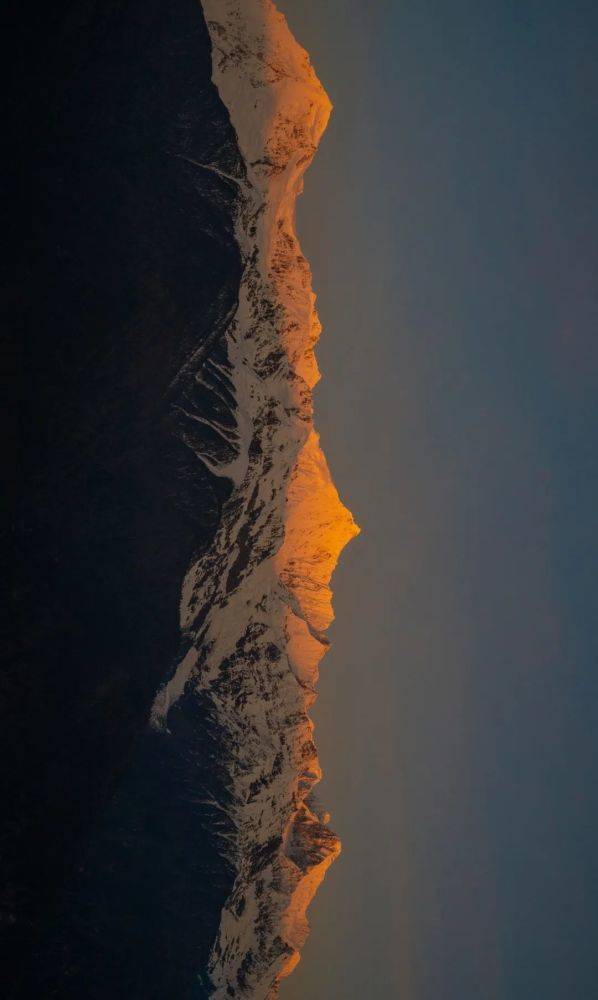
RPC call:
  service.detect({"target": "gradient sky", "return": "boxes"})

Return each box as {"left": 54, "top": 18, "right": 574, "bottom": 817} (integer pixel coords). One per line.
{"left": 276, "top": 2, "right": 598, "bottom": 998}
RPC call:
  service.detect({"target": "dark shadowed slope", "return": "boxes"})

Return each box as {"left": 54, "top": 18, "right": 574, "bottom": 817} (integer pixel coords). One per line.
{"left": 2, "top": 2, "right": 242, "bottom": 993}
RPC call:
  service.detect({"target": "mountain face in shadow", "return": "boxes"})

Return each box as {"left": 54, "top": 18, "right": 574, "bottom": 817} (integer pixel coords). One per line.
{"left": 3, "top": 2, "right": 242, "bottom": 993}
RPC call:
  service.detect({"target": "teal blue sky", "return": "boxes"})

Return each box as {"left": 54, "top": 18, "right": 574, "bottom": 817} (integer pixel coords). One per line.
{"left": 277, "top": 2, "right": 598, "bottom": 998}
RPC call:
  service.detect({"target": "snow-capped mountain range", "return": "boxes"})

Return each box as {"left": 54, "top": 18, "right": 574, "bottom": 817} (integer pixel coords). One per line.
{"left": 151, "top": 2, "right": 359, "bottom": 995}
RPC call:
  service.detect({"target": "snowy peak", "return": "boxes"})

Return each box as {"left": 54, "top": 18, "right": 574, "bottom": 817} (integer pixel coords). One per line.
{"left": 203, "top": 0, "right": 332, "bottom": 187}
{"left": 151, "top": 2, "right": 358, "bottom": 996}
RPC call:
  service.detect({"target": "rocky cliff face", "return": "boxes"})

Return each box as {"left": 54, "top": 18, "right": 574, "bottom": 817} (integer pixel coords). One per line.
{"left": 151, "top": 2, "right": 359, "bottom": 996}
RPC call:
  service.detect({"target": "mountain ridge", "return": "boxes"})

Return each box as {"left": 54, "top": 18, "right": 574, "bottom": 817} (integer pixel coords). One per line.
{"left": 152, "top": 2, "right": 358, "bottom": 995}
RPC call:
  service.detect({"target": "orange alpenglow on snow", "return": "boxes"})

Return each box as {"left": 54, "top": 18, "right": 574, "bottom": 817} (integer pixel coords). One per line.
{"left": 152, "top": 1, "right": 359, "bottom": 995}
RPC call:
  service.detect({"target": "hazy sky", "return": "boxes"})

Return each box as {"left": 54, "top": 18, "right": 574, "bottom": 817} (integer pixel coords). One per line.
{"left": 276, "top": 2, "right": 598, "bottom": 998}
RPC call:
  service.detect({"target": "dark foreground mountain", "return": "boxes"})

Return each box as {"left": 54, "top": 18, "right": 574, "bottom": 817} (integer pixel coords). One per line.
{"left": 3, "top": 2, "right": 241, "bottom": 995}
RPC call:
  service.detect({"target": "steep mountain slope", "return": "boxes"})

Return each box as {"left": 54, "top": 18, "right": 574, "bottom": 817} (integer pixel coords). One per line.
{"left": 151, "top": 2, "right": 359, "bottom": 996}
